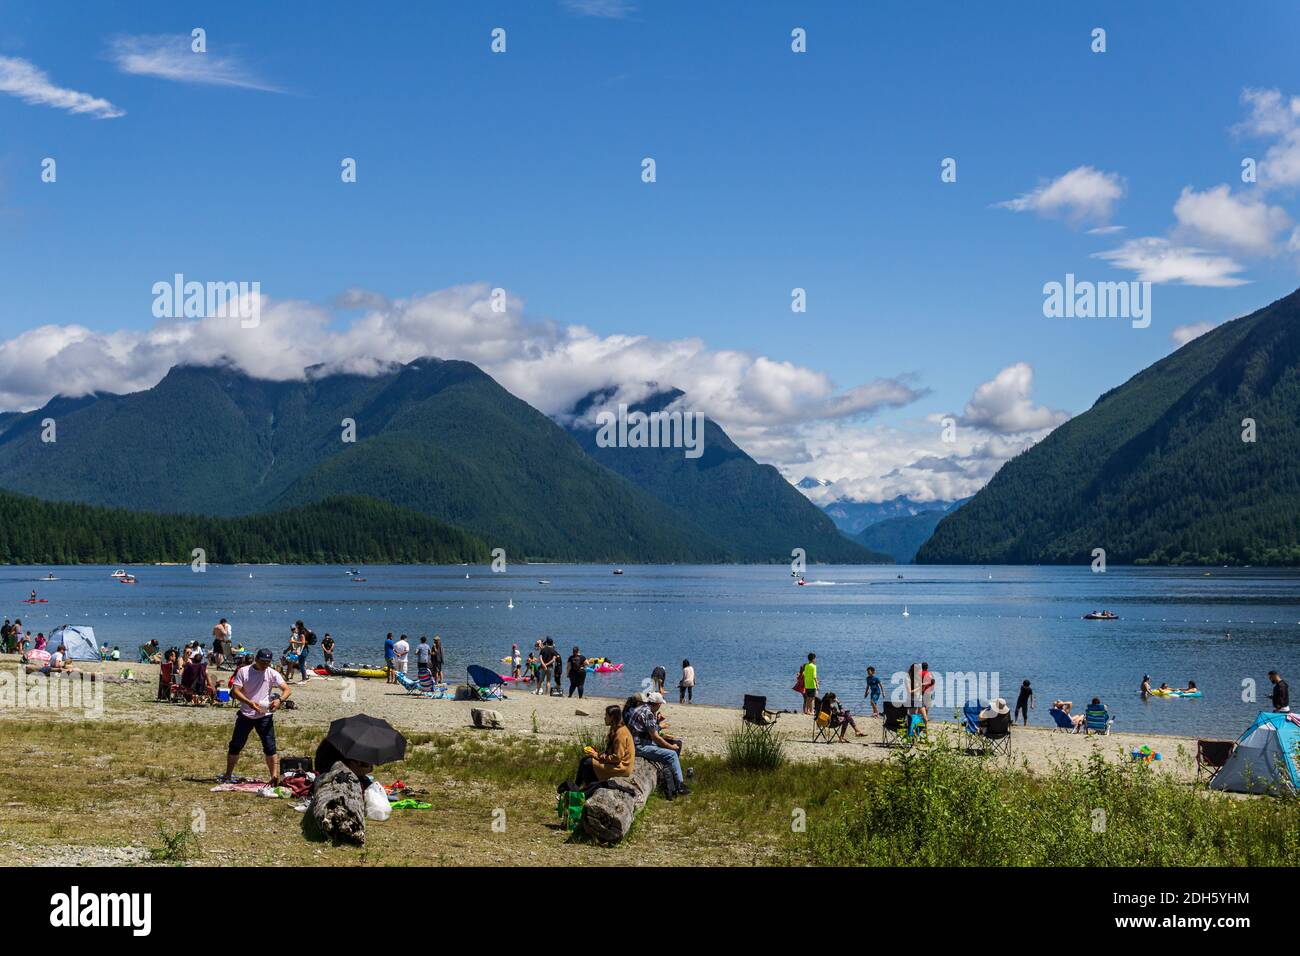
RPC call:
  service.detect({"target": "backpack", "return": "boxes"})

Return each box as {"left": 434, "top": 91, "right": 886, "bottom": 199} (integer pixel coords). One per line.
{"left": 305, "top": 630, "right": 317, "bottom": 646}
{"left": 555, "top": 786, "right": 586, "bottom": 831}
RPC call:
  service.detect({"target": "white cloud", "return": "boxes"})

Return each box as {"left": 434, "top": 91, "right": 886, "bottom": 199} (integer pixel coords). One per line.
{"left": 1092, "top": 237, "right": 1248, "bottom": 287}
{"left": 1170, "top": 321, "right": 1216, "bottom": 347}
{"left": 0, "top": 56, "right": 124, "bottom": 118}
{"left": 108, "top": 35, "right": 283, "bottom": 93}
{"left": 561, "top": 0, "right": 637, "bottom": 17}
{"left": 0, "top": 283, "right": 922, "bottom": 435}
{"left": 954, "top": 362, "right": 1070, "bottom": 433}
{"left": 1172, "top": 184, "right": 1291, "bottom": 255}
{"left": 1236, "top": 88, "right": 1300, "bottom": 190}
{"left": 998, "top": 166, "right": 1125, "bottom": 225}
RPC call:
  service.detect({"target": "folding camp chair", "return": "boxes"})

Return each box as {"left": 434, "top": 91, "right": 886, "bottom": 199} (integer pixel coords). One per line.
{"left": 960, "top": 702, "right": 985, "bottom": 751}
{"left": 396, "top": 672, "right": 428, "bottom": 696}
{"left": 466, "top": 664, "right": 507, "bottom": 700}
{"left": 1049, "top": 707, "right": 1082, "bottom": 733}
{"left": 1084, "top": 705, "right": 1114, "bottom": 735}
{"left": 418, "top": 672, "right": 449, "bottom": 698}
{"left": 812, "top": 702, "right": 837, "bottom": 743}
{"left": 979, "top": 712, "right": 1012, "bottom": 757}
{"left": 742, "top": 694, "right": 781, "bottom": 731}
{"left": 1196, "top": 739, "right": 1235, "bottom": 784}
{"left": 881, "top": 701, "right": 924, "bottom": 747}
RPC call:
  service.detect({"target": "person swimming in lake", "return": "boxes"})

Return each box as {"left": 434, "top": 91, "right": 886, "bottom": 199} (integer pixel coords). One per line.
{"left": 1181, "top": 680, "right": 1199, "bottom": 694}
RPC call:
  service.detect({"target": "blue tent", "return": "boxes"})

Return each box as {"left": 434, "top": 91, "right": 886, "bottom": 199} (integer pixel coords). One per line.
{"left": 1209, "top": 711, "right": 1300, "bottom": 795}
{"left": 48, "top": 624, "right": 99, "bottom": 662}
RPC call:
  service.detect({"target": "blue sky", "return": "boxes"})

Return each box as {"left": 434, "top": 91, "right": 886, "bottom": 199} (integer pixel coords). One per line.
{"left": 2, "top": 0, "right": 1299, "bottom": 503}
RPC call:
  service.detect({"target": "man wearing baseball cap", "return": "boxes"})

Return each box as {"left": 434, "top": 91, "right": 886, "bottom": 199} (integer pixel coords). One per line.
{"left": 222, "top": 647, "right": 292, "bottom": 784}
{"left": 625, "top": 691, "right": 689, "bottom": 795}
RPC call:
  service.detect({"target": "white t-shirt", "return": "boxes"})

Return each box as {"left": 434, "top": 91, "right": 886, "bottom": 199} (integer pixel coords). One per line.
{"left": 231, "top": 664, "right": 287, "bottom": 719}
{"left": 681, "top": 665, "right": 695, "bottom": 687}
{"left": 393, "top": 639, "right": 409, "bottom": 662}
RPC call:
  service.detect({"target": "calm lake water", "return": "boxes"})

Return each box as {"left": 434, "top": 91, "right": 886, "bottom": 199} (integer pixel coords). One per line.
{"left": 8, "top": 564, "right": 1298, "bottom": 738}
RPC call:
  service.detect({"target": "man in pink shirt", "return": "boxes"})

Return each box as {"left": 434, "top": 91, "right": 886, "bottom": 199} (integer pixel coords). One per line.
{"left": 223, "top": 648, "right": 292, "bottom": 784}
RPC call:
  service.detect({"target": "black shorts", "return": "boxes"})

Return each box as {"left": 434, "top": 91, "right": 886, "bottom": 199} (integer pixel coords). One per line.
{"left": 228, "top": 714, "right": 277, "bottom": 756}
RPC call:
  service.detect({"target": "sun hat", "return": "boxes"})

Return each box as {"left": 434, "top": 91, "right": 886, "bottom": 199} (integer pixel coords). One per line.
{"left": 979, "top": 698, "right": 1010, "bottom": 719}
{"left": 646, "top": 692, "right": 666, "bottom": 704}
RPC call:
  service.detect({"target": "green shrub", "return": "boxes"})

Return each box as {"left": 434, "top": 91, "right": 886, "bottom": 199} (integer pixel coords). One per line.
{"left": 724, "top": 725, "right": 788, "bottom": 772}
{"left": 802, "top": 745, "right": 1300, "bottom": 866}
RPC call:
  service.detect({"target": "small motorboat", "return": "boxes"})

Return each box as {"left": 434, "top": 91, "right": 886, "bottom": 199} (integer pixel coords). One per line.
{"left": 345, "top": 568, "right": 360, "bottom": 576}
{"left": 42, "top": 574, "right": 58, "bottom": 581}
{"left": 110, "top": 569, "right": 127, "bottom": 578}
{"left": 119, "top": 574, "right": 137, "bottom": 585}
{"left": 796, "top": 577, "right": 808, "bottom": 586}
{"left": 351, "top": 576, "right": 367, "bottom": 583}
{"left": 1082, "top": 610, "right": 1119, "bottom": 620}
{"left": 538, "top": 580, "right": 551, "bottom": 585}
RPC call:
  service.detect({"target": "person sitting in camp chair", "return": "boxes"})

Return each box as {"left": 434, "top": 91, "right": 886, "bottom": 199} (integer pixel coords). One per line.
{"left": 1050, "top": 700, "right": 1086, "bottom": 731}
{"left": 818, "top": 692, "right": 865, "bottom": 742}
{"left": 976, "top": 698, "right": 1013, "bottom": 755}
{"left": 1084, "top": 698, "right": 1114, "bottom": 735}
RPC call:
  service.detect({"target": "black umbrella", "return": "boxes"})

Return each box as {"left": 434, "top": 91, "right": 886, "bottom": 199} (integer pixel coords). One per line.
{"left": 324, "top": 714, "right": 406, "bottom": 766}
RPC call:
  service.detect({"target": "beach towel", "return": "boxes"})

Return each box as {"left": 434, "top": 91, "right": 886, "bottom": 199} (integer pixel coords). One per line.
{"left": 210, "top": 781, "right": 270, "bottom": 793}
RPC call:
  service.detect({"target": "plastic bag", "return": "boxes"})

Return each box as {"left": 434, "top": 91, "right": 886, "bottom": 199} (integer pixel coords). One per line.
{"left": 364, "top": 780, "right": 392, "bottom": 821}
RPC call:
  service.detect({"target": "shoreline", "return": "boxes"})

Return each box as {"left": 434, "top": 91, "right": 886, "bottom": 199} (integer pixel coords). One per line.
{"left": 0, "top": 654, "right": 1208, "bottom": 781}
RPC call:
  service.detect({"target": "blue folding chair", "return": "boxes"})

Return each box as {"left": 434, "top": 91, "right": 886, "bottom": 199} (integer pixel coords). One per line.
{"left": 467, "top": 664, "right": 507, "bottom": 700}
{"left": 1085, "top": 705, "right": 1114, "bottom": 735}
{"left": 1049, "top": 707, "right": 1080, "bottom": 732}
{"left": 961, "top": 701, "right": 985, "bottom": 750}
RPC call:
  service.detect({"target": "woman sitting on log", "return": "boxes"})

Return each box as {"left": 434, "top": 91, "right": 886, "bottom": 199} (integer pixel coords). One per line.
{"left": 576, "top": 705, "right": 635, "bottom": 785}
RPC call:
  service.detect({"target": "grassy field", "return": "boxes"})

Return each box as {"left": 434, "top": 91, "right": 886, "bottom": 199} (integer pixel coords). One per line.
{"left": 3, "top": 718, "right": 1297, "bottom": 866}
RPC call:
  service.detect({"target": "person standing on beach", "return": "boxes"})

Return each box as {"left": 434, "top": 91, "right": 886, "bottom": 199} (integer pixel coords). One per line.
{"left": 223, "top": 648, "right": 291, "bottom": 784}
{"left": 919, "top": 662, "right": 935, "bottom": 722}
{"left": 552, "top": 643, "right": 563, "bottom": 691}
{"left": 212, "top": 618, "right": 231, "bottom": 669}
{"left": 864, "top": 665, "right": 883, "bottom": 716}
{"left": 801, "top": 653, "right": 818, "bottom": 715}
{"left": 538, "top": 639, "right": 558, "bottom": 696}
{"left": 416, "top": 635, "right": 432, "bottom": 682}
{"left": 1014, "top": 680, "right": 1034, "bottom": 726}
{"left": 432, "top": 636, "right": 444, "bottom": 683}
{"left": 567, "top": 646, "right": 588, "bottom": 698}
{"left": 1269, "top": 670, "right": 1290, "bottom": 713}
{"left": 511, "top": 643, "right": 522, "bottom": 679}
{"left": 679, "top": 659, "right": 695, "bottom": 703}
{"left": 651, "top": 664, "right": 667, "bottom": 695}
{"left": 393, "top": 634, "right": 410, "bottom": 678}
{"left": 321, "top": 633, "right": 335, "bottom": 666}
{"left": 383, "top": 632, "right": 396, "bottom": 683}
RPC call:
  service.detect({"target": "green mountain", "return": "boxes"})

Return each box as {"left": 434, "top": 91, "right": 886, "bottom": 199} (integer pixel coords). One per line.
{"left": 855, "top": 498, "right": 969, "bottom": 563}
{"left": 0, "top": 358, "right": 887, "bottom": 563}
{"left": 918, "top": 289, "right": 1300, "bottom": 565}
{"left": 0, "top": 493, "right": 488, "bottom": 565}
{"left": 0, "top": 360, "right": 727, "bottom": 563}
{"left": 566, "top": 389, "right": 888, "bottom": 563}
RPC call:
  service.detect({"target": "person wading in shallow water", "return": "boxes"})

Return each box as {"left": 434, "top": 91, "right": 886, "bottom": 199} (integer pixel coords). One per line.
{"left": 223, "top": 648, "right": 292, "bottom": 784}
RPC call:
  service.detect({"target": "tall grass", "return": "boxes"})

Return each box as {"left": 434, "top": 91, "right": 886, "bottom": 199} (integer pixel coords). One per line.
{"left": 724, "top": 725, "right": 788, "bottom": 772}
{"left": 803, "top": 744, "right": 1300, "bottom": 866}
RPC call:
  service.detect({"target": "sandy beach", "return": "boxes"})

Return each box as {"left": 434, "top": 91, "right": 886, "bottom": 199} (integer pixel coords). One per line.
{"left": 1, "top": 654, "right": 1208, "bottom": 781}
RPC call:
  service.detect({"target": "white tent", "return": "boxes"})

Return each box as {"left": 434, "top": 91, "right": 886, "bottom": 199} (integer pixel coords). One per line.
{"left": 48, "top": 624, "right": 99, "bottom": 662}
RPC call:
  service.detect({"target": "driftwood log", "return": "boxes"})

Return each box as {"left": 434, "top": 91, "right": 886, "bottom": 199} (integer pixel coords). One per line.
{"left": 581, "top": 757, "right": 659, "bottom": 843}
{"left": 306, "top": 762, "right": 366, "bottom": 845}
